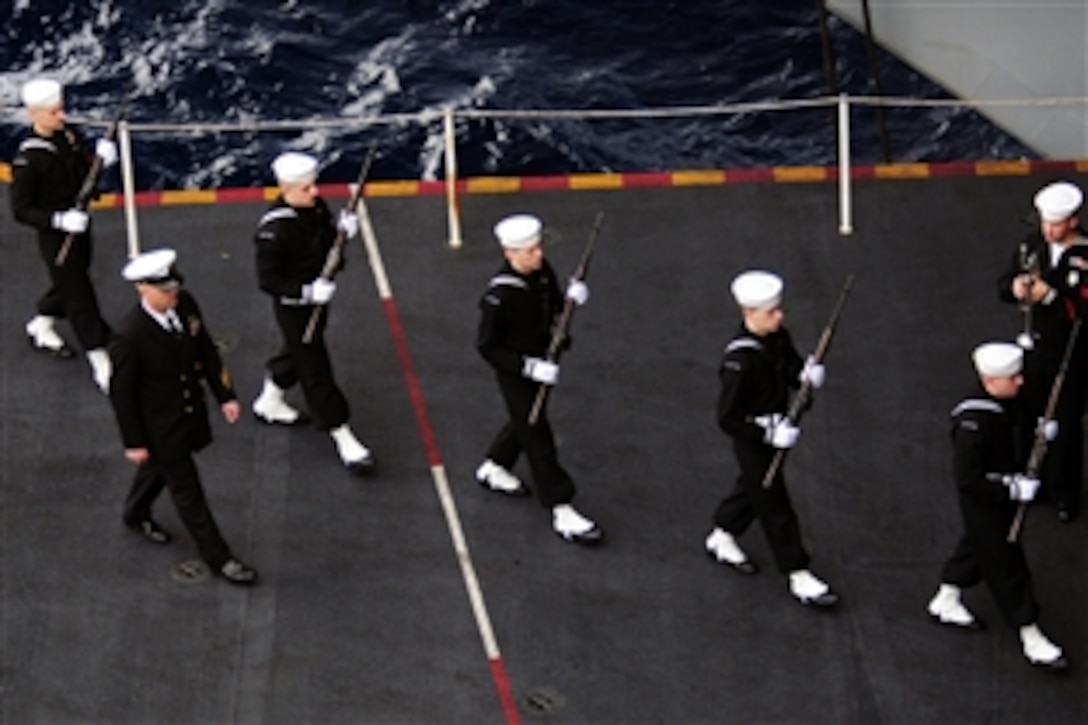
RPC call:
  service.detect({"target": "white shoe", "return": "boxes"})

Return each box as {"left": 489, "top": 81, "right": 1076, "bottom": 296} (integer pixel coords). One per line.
{"left": 86, "top": 348, "right": 111, "bottom": 394}
{"left": 1019, "top": 623, "right": 1069, "bottom": 670}
{"left": 252, "top": 378, "right": 305, "bottom": 425}
{"left": 330, "top": 424, "right": 375, "bottom": 474}
{"left": 552, "top": 504, "right": 603, "bottom": 545}
{"left": 475, "top": 459, "right": 529, "bottom": 496}
{"left": 705, "top": 527, "right": 756, "bottom": 574}
{"left": 789, "top": 569, "right": 839, "bottom": 608}
{"left": 927, "top": 584, "right": 983, "bottom": 630}
{"left": 26, "top": 315, "right": 72, "bottom": 357}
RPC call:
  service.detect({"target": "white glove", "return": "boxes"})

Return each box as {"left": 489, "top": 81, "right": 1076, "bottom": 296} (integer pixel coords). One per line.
{"left": 522, "top": 356, "right": 559, "bottom": 385}
{"left": 1005, "top": 474, "right": 1040, "bottom": 502}
{"left": 1038, "top": 418, "right": 1059, "bottom": 442}
{"left": 566, "top": 279, "right": 589, "bottom": 306}
{"left": 305, "top": 277, "right": 337, "bottom": 305}
{"left": 337, "top": 209, "right": 359, "bottom": 239}
{"left": 52, "top": 208, "right": 89, "bottom": 233}
{"left": 768, "top": 419, "right": 800, "bottom": 449}
{"left": 800, "top": 355, "right": 826, "bottom": 389}
{"left": 95, "top": 138, "right": 118, "bottom": 168}
{"left": 756, "top": 414, "right": 800, "bottom": 449}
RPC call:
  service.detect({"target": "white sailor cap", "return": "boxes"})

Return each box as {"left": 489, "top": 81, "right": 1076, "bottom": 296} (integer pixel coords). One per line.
{"left": 272, "top": 152, "right": 319, "bottom": 184}
{"left": 21, "top": 78, "right": 63, "bottom": 108}
{"left": 122, "top": 248, "right": 184, "bottom": 288}
{"left": 494, "top": 214, "right": 543, "bottom": 249}
{"left": 1034, "top": 181, "right": 1083, "bottom": 222}
{"left": 731, "top": 270, "right": 783, "bottom": 309}
{"left": 972, "top": 342, "right": 1023, "bottom": 377}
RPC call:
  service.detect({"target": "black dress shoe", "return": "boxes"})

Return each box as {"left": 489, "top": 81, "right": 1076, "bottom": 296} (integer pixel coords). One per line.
{"left": 218, "top": 559, "right": 258, "bottom": 585}
{"left": 1028, "top": 653, "right": 1070, "bottom": 672}
{"left": 555, "top": 525, "right": 604, "bottom": 546}
{"left": 475, "top": 470, "right": 531, "bottom": 497}
{"left": 126, "top": 519, "right": 172, "bottom": 545}
{"left": 27, "top": 335, "right": 74, "bottom": 359}
{"left": 929, "top": 612, "right": 986, "bottom": 632}
{"left": 795, "top": 591, "right": 840, "bottom": 609}
{"left": 705, "top": 550, "right": 758, "bottom": 575}
{"left": 345, "top": 452, "right": 376, "bottom": 476}
{"left": 252, "top": 409, "right": 310, "bottom": 427}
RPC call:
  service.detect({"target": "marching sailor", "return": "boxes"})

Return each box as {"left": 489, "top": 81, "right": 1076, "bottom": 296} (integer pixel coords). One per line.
{"left": 706, "top": 270, "right": 838, "bottom": 608}
{"left": 475, "top": 213, "right": 602, "bottom": 544}
{"left": 252, "top": 151, "right": 375, "bottom": 474}
{"left": 9, "top": 77, "right": 116, "bottom": 391}
{"left": 927, "top": 342, "right": 1067, "bottom": 671}
{"left": 997, "top": 180, "right": 1088, "bottom": 523}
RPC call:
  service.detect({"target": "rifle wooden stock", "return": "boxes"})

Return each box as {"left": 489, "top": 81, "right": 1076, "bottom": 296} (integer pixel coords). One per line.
{"left": 1008, "top": 318, "right": 1081, "bottom": 542}
{"left": 762, "top": 274, "right": 855, "bottom": 489}
{"left": 527, "top": 211, "right": 604, "bottom": 426}
{"left": 302, "top": 144, "right": 378, "bottom": 344}
{"left": 56, "top": 86, "right": 132, "bottom": 265}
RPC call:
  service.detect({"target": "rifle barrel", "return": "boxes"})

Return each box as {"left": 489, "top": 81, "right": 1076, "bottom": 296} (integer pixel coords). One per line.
{"left": 1008, "top": 318, "right": 1082, "bottom": 541}
{"left": 528, "top": 212, "right": 604, "bottom": 425}
{"left": 302, "top": 144, "right": 378, "bottom": 344}
{"left": 761, "top": 274, "right": 854, "bottom": 489}
{"left": 56, "top": 86, "right": 133, "bottom": 266}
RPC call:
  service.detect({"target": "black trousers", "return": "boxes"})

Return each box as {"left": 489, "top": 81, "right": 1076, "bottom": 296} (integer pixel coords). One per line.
{"left": 267, "top": 303, "right": 350, "bottom": 431}
{"left": 36, "top": 231, "right": 111, "bottom": 350}
{"left": 486, "top": 373, "right": 575, "bottom": 508}
{"left": 123, "top": 455, "right": 233, "bottom": 569}
{"left": 939, "top": 498, "right": 1038, "bottom": 628}
{"left": 1022, "top": 350, "right": 1087, "bottom": 514}
{"left": 714, "top": 439, "right": 810, "bottom": 573}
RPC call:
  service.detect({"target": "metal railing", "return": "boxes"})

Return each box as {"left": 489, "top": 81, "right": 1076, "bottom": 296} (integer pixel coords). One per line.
{"left": 9, "top": 92, "right": 1085, "bottom": 252}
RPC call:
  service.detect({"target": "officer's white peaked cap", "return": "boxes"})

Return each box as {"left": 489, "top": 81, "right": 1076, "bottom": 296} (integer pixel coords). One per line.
{"left": 972, "top": 342, "right": 1023, "bottom": 377}
{"left": 272, "top": 152, "right": 319, "bottom": 184}
{"left": 731, "top": 270, "right": 783, "bottom": 309}
{"left": 1034, "top": 181, "right": 1083, "bottom": 222}
{"left": 494, "top": 214, "right": 543, "bottom": 249}
{"left": 21, "top": 78, "right": 62, "bottom": 108}
{"left": 122, "top": 248, "right": 180, "bottom": 286}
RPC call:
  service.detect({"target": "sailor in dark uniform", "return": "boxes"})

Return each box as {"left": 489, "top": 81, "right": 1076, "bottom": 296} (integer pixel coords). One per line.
{"left": 251, "top": 151, "right": 374, "bottom": 474}
{"left": 926, "top": 342, "right": 1067, "bottom": 671}
{"left": 475, "top": 214, "right": 602, "bottom": 544}
{"left": 108, "top": 248, "right": 256, "bottom": 585}
{"left": 706, "top": 270, "right": 837, "bottom": 608}
{"left": 9, "top": 78, "right": 116, "bottom": 392}
{"left": 998, "top": 180, "right": 1088, "bottom": 523}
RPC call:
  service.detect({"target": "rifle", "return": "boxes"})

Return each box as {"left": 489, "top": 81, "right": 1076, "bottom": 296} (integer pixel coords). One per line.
{"left": 301, "top": 143, "right": 378, "bottom": 344}
{"left": 527, "top": 212, "right": 604, "bottom": 426}
{"left": 1008, "top": 318, "right": 1081, "bottom": 542}
{"left": 55, "top": 86, "right": 133, "bottom": 265}
{"left": 1014, "top": 241, "right": 1039, "bottom": 350}
{"left": 762, "top": 273, "right": 855, "bottom": 489}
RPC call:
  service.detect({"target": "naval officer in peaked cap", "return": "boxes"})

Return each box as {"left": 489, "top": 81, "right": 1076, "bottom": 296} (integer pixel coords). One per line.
{"left": 475, "top": 213, "right": 603, "bottom": 544}
{"left": 251, "top": 151, "right": 375, "bottom": 474}
{"left": 707, "top": 270, "right": 838, "bottom": 608}
{"left": 10, "top": 77, "right": 118, "bottom": 391}
{"left": 927, "top": 341, "right": 1067, "bottom": 671}
{"left": 998, "top": 180, "right": 1088, "bottom": 523}
{"left": 107, "top": 248, "right": 257, "bottom": 585}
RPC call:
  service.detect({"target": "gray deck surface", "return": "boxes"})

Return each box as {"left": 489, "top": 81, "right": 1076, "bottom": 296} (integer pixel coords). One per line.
{"left": 2, "top": 172, "right": 1086, "bottom": 723}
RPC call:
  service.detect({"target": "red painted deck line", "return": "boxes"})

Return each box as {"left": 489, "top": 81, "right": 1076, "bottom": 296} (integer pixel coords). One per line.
{"left": 357, "top": 200, "right": 520, "bottom": 725}
{"left": 380, "top": 298, "right": 441, "bottom": 468}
